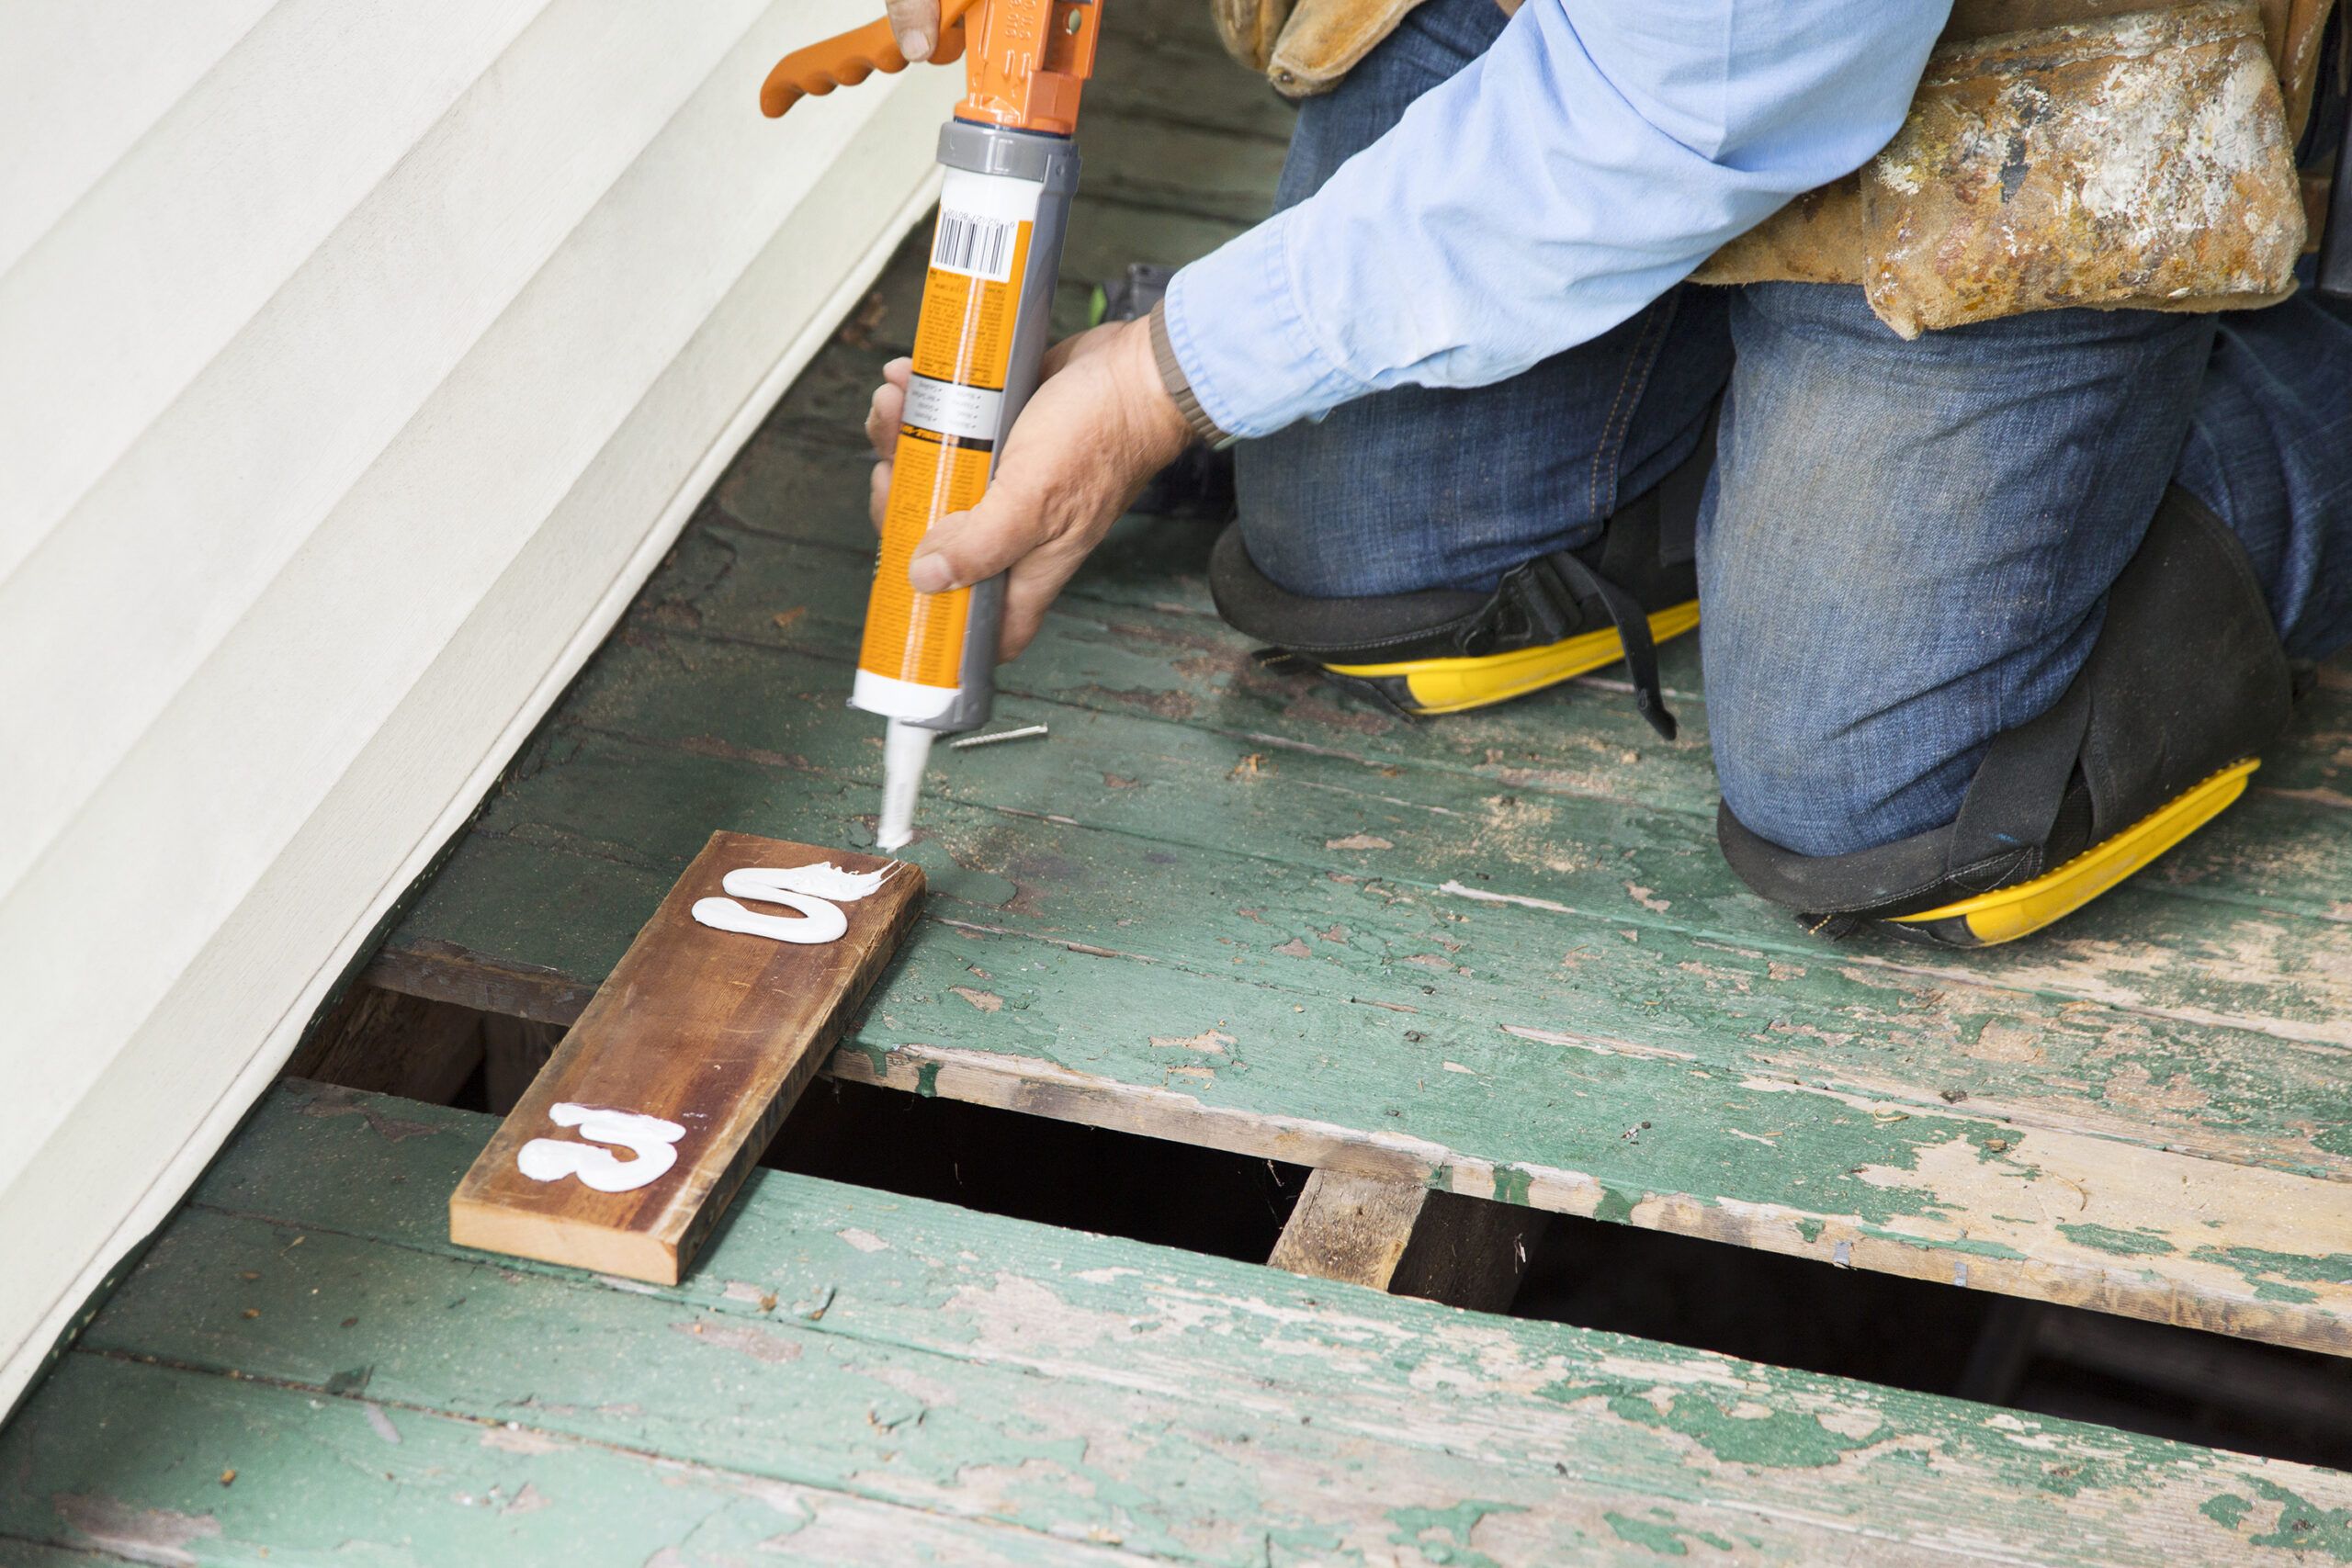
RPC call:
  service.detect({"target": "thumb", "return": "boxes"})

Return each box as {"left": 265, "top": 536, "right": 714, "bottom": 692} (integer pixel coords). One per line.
{"left": 883, "top": 0, "right": 938, "bottom": 59}
{"left": 907, "top": 473, "right": 1048, "bottom": 593}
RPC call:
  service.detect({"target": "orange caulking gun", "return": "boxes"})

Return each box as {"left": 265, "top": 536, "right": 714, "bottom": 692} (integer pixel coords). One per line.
{"left": 763, "top": 0, "right": 1101, "bottom": 850}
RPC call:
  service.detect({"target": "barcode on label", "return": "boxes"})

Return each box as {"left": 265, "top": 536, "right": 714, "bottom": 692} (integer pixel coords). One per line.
{"left": 932, "top": 209, "right": 1018, "bottom": 282}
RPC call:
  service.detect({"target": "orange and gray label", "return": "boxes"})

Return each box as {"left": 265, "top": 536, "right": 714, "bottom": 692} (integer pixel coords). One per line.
{"left": 857, "top": 169, "right": 1040, "bottom": 695}
{"left": 901, "top": 375, "right": 1004, "bottom": 444}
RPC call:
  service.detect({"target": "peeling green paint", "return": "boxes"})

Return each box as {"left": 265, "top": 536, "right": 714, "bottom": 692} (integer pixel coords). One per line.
{"left": 1604, "top": 1508, "right": 1733, "bottom": 1556}
{"left": 1794, "top": 1218, "right": 1825, "bottom": 1245}
{"left": 2058, "top": 1223, "right": 2177, "bottom": 1258}
{"left": 1386, "top": 1500, "right": 1526, "bottom": 1568}
{"left": 1535, "top": 1379, "right": 1609, "bottom": 1407}
{"left": 1490, "top": 1167, "right": 1533, "bottom": 1208}
{"left": 1592, "top": 1185, "right": 1637, "bottom": 1226}
{"left": 837, "top": 1035, "right": 896, "bottom": 1078}
{"left": 2193, "top": 1246, "right": 2352, "bottom": 1305}
{"left": 2013, "top": 1455, "right": 2136, "bottom": 1500}
{"left": 1606, "top": 1511, "right": 1690, "bottom": 1557}
{"left": 2205, "top": 1494, "right": 2254, "bottom": 1529}
{"left": 1967, "top": 1128, "right": 2020, "bottom": 1163}
{"left": 1266, "top": 1521, "right": 1353, "bottom": 1560}
{"left": 2255, "top": 1279, "right": 2322, "bottom": 1303}
{"left": 1606, "top": 1393, "right": 1882, "bottom": 1470}
{"left": 914, "top": 1060, "right": 942, "bottom": 1099}
{"left": 2196, "top": 1247, "right": 2352, "bottom": 1285}
{"left": 2245, "top": 1478, "right": 2352, "bottom": 1560}
{"left": 1538, "top": 1371, "right": 1883, "bottom": 1471}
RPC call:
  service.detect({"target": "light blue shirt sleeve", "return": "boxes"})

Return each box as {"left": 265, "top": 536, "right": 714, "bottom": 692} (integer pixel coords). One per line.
{"left": 1161, "top": 1, "right": 1951, "bottom": 439}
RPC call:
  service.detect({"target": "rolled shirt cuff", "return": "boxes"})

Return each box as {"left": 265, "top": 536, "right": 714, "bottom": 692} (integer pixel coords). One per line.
{"left": 1146, "top": 301, "right": 1230, "bottom": 448}
{"left": 1160, "top": 212, "right": 1373, "bottom": 441}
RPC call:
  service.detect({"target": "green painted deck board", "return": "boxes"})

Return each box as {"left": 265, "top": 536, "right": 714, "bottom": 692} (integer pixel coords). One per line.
{"left": 9, "top": 1083, "right": 2350, "bottom": 1566}
{"left": 368, "top": 1, "right": 2352, "bottom": 1354}
{"left": 10, "top": 1358, "right": 1129, "bottom": 1567}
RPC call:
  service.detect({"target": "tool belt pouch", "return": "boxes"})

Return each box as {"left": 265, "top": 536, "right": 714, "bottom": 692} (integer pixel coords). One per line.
{"left": 1697, "top": 1, "right": 2313, "bottom": 333}
{"left": 1217, "top": 0, "right": 1431, "bottom": 95}
{"left": 1212, "top": 0, "right": 1299, "bottom": 77}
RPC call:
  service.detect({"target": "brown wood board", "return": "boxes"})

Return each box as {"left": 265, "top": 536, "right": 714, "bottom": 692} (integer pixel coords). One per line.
{"left": 284, "top": 983, "right": 483, "bottom": 1102}
{"left": 1269, "top": 1168, "right": 1540, "bottom": 1313}
{"left": 448, "top": 830, "right": 920, "bottom": 1282}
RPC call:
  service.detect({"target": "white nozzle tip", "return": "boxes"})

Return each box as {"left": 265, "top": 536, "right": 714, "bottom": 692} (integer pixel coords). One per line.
{"left": 877, "top": 720, "right": 933, "bottom": 852}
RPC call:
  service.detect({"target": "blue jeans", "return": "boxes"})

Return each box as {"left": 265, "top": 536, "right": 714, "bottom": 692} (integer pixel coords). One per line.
{"left": 1236, "top": 0, "right": 2352, "bottom": 857}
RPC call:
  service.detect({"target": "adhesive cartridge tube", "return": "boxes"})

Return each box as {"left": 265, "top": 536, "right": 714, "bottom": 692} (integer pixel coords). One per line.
{"left": 854, "top": 123, "right": 1079, "bottom": 801}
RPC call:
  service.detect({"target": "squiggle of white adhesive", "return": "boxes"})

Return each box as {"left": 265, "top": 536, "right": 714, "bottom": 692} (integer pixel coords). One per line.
{"left": 691, "top": 889, "right": 846, "bottom": 944}
{"left": 516, "top": 1102, "right": 685, "bottom": 1192}
{"left": 690, "top": 861, "right": 900, "bottom": 946}
{"left": 726, "top": 863, "right": 899, "bottom": 903}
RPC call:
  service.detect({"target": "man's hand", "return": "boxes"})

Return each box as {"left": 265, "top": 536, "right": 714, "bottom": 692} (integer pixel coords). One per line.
{"left": 865, "top": 316, "right": 1193, "bottom": 660}
{"left": 885, "top": 0, "right": 940, "bottom": 61}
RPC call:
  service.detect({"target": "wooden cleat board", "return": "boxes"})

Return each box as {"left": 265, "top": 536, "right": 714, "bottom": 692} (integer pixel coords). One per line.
{"left": 449, "top": 830, "right": 921, "bottom": 1282}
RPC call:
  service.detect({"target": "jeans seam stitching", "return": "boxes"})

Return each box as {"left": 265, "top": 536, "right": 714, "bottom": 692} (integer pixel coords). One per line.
{"left": 1591, "top": 296, "right": 1679, "bottom": 526}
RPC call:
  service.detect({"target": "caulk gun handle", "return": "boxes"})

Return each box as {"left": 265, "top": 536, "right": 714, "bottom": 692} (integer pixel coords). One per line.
{"left": 760, "top": 0, "right": 978, "bottom": 118}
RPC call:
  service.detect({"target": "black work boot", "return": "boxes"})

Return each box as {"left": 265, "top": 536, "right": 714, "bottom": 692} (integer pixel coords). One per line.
{"left": 1209, "top": 417, "right": 1713, "bottom": 739}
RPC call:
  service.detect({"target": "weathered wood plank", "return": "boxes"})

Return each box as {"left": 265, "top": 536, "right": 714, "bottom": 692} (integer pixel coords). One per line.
{"left": 564, "top": 602, "right": 2352, "bottom": 1046}
{"left": 372, "top": 539, "right": 2352, "bottom": 1343}
{"left": 481, "top": 1013, "right": 563, "bottom": 1113}
{"left": 5, "top": 1357, "right": 1132, "bottom": 1567}
{"left": 1085, "top": 26, "right": 1299, "bottom": 145}
{"left": 1270, "top": 1168, "right": 1540, "bottom": 1313}
{"left": 451, "top": 832, "right": 921, "bottom": 1282}
{"left": 283, "top": 983, "right": 483, "bottom": 1102}
{"left": 23, "top": 1081, "right": 2352, "bottom": 1567}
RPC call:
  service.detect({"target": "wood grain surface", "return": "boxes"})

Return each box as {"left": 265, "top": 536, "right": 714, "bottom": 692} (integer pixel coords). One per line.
{"left": 448, "top": 830, "right": 920, "bottom": 1282}
{"left": 1270, "top": 1168, "right": 1540, "bottom": 1313}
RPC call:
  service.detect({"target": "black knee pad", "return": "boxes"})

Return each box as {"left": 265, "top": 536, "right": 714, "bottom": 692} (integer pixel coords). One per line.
{"left": 1718, "top": 487, "right": 2296, "bottom": 946}
{"left": 1208, "top": 415, "right": 1713, "bottom": 738}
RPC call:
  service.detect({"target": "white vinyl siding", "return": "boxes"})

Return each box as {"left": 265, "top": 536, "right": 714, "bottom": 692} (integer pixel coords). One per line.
{"left": 0, "top": 0, "right": 956, "bottom": 1411}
